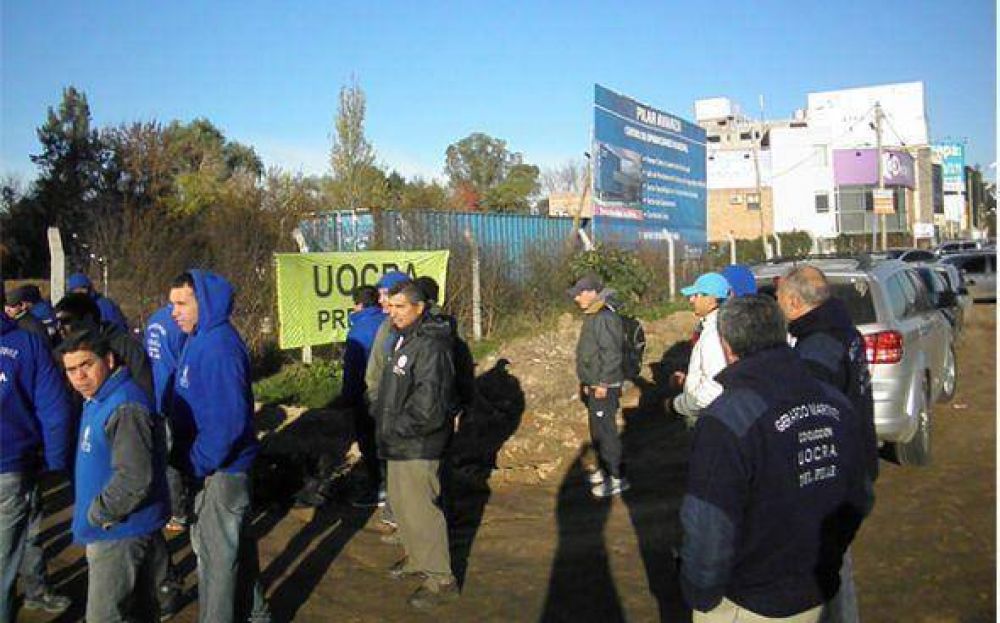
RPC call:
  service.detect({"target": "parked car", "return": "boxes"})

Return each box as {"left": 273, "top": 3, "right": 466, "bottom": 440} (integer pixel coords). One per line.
{"left": 934, "top": 240, "right": 988, "bottom": 256}
{"left": 752, "top": 256, "right": 956, "bottom": 466}
{"left": 910, "top": 264, "right": 962, "bottom": 332}
{"left": 931, "top": 262, "right": 972, "bottom": 331}
{"left": 872, "top": 247, "right": 938, "bottom": 263}
{"left": 939, "top": 251, "right": 997, "bottom": 302}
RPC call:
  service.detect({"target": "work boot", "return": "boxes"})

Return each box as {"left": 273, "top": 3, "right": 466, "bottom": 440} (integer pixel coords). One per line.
{"left": 388, "top": 557, "right": 422, "bottom": 581}
{"left": 407, "top": 578, "right": 459, "bottom": 609}
{"left": 23, "top": 590, "right": 71, "bottom": 614}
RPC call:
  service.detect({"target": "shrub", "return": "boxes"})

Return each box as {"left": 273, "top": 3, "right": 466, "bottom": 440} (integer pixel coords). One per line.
{"left": 253, "top": 360, "right": 342, "bottom": 408}
{"left": 569, "top": 243, "right": 653, "bottom": 314}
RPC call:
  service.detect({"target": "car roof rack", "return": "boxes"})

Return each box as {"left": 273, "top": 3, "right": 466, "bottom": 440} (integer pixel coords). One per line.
{"left": 750, "top": 253, "right": 875, "bottom": 271}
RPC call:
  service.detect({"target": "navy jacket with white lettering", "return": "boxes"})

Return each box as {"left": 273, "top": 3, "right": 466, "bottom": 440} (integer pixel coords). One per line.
{"left": 680, "top": 345, "right": 872, "bottom": 618}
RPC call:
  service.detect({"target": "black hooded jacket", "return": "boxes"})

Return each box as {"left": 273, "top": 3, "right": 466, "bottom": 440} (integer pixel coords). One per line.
{"left": 788, "top": 297, "right": 878, "bottom": 481}
{"left": 374, "top": 313, "right": 457, "bottom": 461}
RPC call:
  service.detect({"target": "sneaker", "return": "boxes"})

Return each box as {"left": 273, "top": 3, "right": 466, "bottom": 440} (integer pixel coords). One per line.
{"left": 158, "top": 578, "right": 183, "bottom": 621}
{"left": 23, "top": 591, "right": 71, "bottom": 614}
{"left": 165, "top": 516, "right": 188, "bottom": 532}
{"left": 377, "top": 488, "right": 387, "bottom": 508}
{"left": 379, "top": 507, "right": 398, "bottom": 530}
{"left": 587, "top": 469, "right": 606, "bottom": 485}
{"left": 590, "top": 476, "right": 630, "bottom": 498}
{"left": 407, "top": 579, "right": 459, "bottom": 609}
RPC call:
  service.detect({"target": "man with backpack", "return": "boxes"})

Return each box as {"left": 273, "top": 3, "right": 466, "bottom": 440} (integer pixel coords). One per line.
{"left": 569, "top": 274, "right": 630, "bottom": 498}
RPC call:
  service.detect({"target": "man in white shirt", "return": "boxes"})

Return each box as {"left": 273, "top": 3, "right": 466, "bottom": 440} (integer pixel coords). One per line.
{"left": 671, "top": 273, "right": 731, "bottom": 427}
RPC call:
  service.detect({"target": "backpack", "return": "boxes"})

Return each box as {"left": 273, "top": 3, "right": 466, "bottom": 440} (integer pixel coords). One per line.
{"left": 619, "top": 313, "right": 646, "bottom": 380}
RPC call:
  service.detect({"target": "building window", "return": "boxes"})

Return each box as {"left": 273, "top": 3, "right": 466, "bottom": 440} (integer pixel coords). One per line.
{"left": 746, "top": 193, "right": 761, "bottom": 210}
{"left": 730, "top": 194, "right": 743, "bottom": 205}
{"left": 815, "top": 193, "right": 829, "bottom": 213}
{"left": 707, "top": 135, "right": 721, "bottom": 143}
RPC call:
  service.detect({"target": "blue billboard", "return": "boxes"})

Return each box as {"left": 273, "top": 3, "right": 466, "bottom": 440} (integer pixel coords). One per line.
{"left": 932, "top": 142, "right": 966, "bottom": 193}
{"left": 592, "top": 84, "right": 707, "bottom": 249}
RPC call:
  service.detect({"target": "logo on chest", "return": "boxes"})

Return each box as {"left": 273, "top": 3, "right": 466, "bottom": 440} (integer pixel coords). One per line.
{"left": 80, "top": 425, "right": 92, "bottom": 453}
{"left": 393, "top": 354, "right": 409, "bottom": 376}
{"left": 178, "top": 365, "right": 190, "bottom": 388}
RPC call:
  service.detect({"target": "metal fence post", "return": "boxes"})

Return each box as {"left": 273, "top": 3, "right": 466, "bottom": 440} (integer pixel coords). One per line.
{"left": 667, "top": 232, "right": 676, "bottom": 300}
{"left": 47, "top": 227, "right": 65, "bottom": 304}
{"left": 727, "top": 231, "right": 737, "bottom": 265}
{"left": 773, "top": 233, "right": 783, "bottom": 257}
{"left": 464, "top": 229, "right": 483, "bottom": 341}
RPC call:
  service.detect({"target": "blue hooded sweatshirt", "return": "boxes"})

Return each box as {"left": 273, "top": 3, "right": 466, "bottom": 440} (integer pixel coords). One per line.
{"left": 342, "top": 305, "right": 384, "bottom": 404}
{"left": 28, "top": 299, "right": 58, "bottom": 338}
{"left": 68, "top": 273, "right": 129, "bottom": 333}
{"left": 143, "top": 305, "right": 188, "bottom": 414}
{"left": 171, "top": 270, "right": 259, "bottom": 478}
{"left": 0, "top": 315, "right": 73, "bottom": 473}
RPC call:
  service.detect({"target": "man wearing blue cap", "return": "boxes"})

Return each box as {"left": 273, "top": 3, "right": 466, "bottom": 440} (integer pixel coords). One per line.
{"left": 672, "top": 272, "right": 731, "bottom": 427}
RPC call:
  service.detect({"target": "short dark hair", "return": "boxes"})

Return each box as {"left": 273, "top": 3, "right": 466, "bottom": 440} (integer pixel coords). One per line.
{"left": 56, "top": 328, "right": 113, "bottom": 359}
{"left": 170, "top": 272, "right": 196, "bottom": 290}
{"left": 55, "top": 293, "right": 101, "bottom": 329}
{"left": 717, "top": 295, "right": 788, "bottom": 358}
{"left": 388, "top": 281, "right": 426, "bottom": 305}
{"left": 353, "top": 285, "right": 379, "bottom": 308}
{"left": 413, "top": 276, "right": 440, "bottom": 303}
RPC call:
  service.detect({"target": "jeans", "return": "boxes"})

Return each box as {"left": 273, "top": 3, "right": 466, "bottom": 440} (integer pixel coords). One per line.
{"left": 85, "top": 532, "right": 168, "bottom": 623}
{"left": 17, "top": 479, "right": 47, "bottom": 599}
{"left": 584, "top": 387, "right": 624, "bottom": 478}
{"left": 0, "top": 472, "right": 33, "bottom": 623}
{"left": 819, "top": 550, "right": 860, "bottom": 623}
{"left": 191, "top": 472, "right": 270, "bottom": 623}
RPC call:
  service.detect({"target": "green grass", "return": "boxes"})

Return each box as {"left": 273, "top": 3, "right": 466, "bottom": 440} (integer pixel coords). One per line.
{"left": 252, "top": 359, "right": 342, "bottom": 409}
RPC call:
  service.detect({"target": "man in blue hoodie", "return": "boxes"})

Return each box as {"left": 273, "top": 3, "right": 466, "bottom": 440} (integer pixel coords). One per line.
{"left": 168, "top": 270, "right": 270, "bottom": 623}
{"left": 68, "top": 273, "right": 129, "bottom": 333}
{"left": 144, "top": 305, "right": 190, "bottom": 528}
{"left": 343, "top": 285, "right": 388, "bottom": 507}
{"left": 58, "top": 328, "right": 170, "bottom": 622}
{"left": 0, "top": 287, "right": 74, "bottom": 623}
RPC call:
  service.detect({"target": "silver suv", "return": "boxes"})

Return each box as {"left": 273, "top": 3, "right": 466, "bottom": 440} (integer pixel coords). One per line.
{"left": 939, "top": 251, "right": 997, "bottom": 302}
{"left": 752, "top": 257, "right": 956, "bottom": 466}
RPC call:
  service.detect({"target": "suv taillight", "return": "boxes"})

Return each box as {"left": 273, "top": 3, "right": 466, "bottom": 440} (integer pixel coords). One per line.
{"left": 864, "top": 331, "right": 904, "bottom": 364}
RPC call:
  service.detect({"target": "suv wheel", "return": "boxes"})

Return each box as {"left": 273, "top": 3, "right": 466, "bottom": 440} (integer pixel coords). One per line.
{"left": 938, "top": 346, "right": 957, "bottom": 403}
{"left": 895, "top": 376, "right": 932, "bottom": 466}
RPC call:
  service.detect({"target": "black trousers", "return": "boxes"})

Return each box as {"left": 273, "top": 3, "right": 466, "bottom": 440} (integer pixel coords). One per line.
{"left": 584, "top": 387, "right": 624, "bottom": 478}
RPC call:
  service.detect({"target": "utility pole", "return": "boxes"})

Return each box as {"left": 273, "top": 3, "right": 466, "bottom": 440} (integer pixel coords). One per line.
{"left": 875, "top": 102, "right": 887, "bottom": 251}
{"left": 752, "top": 95, "right": 769, "bottom": 258}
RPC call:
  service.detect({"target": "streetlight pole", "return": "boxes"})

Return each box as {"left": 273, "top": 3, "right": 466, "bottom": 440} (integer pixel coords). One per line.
{"left": 875, "top": 102, "right": 888, "bottom": 251}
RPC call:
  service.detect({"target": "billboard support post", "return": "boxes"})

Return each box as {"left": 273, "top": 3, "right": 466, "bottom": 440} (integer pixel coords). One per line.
{"left": 667, "top": 232, "right": 676, "bottom": 300}
{"left": 727, "top": 231, "right": 737, "bottom": 265}
{"left": 47, "top": 227, "right": 65, "bottom": 305}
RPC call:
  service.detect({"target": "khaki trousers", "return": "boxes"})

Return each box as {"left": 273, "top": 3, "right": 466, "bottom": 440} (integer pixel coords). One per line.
{"left": 695, "top": 598, "right": 822, "bottom": 623}
{"left": 387, "top": 459, "right": 453, "bottom": 584}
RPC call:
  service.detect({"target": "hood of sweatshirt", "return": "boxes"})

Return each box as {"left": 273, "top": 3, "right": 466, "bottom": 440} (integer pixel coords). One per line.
{"left": 189, "top": 269, "right": 234, "bottom": 334}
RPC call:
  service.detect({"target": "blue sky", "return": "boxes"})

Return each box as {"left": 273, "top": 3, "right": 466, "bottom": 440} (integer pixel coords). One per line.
{"left": 2, "top": 0, "right": 996, "bottom": 184}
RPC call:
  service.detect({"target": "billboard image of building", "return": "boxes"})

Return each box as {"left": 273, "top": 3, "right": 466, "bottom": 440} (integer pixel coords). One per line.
{"left": 592, "top": 84, "right": 707, "bottom": 248}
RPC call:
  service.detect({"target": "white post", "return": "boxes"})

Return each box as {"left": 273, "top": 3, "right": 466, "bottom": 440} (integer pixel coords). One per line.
{"left": 102, "top": 261, "right": 109, "bottom": 297}
{"left": 666, "top": 232, "right": 676, "bottom": 300}
{"left": 47, "top": 227, "right": 65, "bottom": 304}
{"left": 465, "top": 229, "right": 483, "bottom": 341}
{"left": 726, "top": 231, "right": 737, "bottom": 265}
{"left": 773, "top": 233, "right": 783, "bottom": 257}
{"left": 290, "top": 227, "right": 312, "bottom": 363}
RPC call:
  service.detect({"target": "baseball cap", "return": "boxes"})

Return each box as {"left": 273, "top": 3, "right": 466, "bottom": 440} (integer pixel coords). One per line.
{"left": 566, "top": 274, "right": 604, "bottom": 298}
{"left": 680, "top": 272, "right": 731, "bottom": 300}
{"left": 721, "top": 264, "right": 758, "bottom": 297}
{"left": 5, "top": 286, "right": 29, "bottom": 306}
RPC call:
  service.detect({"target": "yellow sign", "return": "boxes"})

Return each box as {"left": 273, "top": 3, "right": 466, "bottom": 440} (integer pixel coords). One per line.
{"left": 873, "top": 189, "right": 895, "bottom": 215}
{"left": 275, "top": 251, "right": 450, "bottom": 348}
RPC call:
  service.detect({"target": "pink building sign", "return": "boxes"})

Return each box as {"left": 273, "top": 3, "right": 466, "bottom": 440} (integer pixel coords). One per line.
{"left": 833, "top": 149, "right": 915, "bottom": 188}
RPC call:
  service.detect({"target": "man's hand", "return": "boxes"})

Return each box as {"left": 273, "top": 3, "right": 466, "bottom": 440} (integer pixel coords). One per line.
{"left": 670, "top": 371, "right": 686, "bottom": 390}
{"left": 593, "top": 386, "right": 608, "bottom": 399}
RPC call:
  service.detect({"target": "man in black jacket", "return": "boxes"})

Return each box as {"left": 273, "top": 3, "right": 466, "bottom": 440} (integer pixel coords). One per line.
{"left": 680, "top": 295, "right": 872, "bottom": 623}
{"left": 777, "top": 266, "right": 878, "bottom": 623}
{"left": 570, "top": 274, "right": 628, "bottom": 498}
{"left": 374, "top": 281, "right": 459, "bottom": 610}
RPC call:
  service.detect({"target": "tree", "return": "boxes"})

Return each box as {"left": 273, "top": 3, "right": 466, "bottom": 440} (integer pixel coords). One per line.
{"left": 540, "top": 159, "right": 587, "bottom": 194}
{"left": 444, "top": 132, "right": 539, "bottom": 212}
{"left": 399, "top": 178, "right": 451, "bottom": 211}
{"left": 329, "top": 78, "right": 384, "bottom": 210}
{"left": 28, "top": 86, "right": 110, "bottom": 267}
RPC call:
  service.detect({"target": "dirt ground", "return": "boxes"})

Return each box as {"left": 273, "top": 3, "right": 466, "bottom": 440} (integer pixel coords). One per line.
{"left": 19, "top": 305, "right": 997, "bottom": 622}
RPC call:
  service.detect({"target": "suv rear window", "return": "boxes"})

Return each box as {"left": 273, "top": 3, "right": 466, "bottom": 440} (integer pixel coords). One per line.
{"left": 828, "top": 277, "right": 877, "bottom": 326}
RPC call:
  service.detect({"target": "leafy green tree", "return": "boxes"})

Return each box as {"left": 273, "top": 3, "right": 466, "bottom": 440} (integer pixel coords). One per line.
{"left": 444, "top": 132, "right": 537, "bottom": 212}
{"left": 399, "top": 178, "right": 451, "bottom": 211}
{"left": 329, "top": 79, "right": 385, "bottom": 210}
{"left": 482, "top": 163, "right": 539, "bottom": 212}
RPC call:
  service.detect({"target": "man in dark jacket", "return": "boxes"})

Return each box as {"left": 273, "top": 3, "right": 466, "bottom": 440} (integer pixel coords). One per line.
{"left": 3, "top": 287, "right": 50, "bottom": 345}
{"left": 343, "top": 285, "right": 387, "bottom": 507}
{"left": 21, "top": 286, "right": 58, "bottom": 341}
{"left": 168, "top": 270, "right": 270, "bottom": 623}
{"left": 58, "top": 329, "right": 170, "bottom": 622}
{"left": 777, "top": 265, "right": 878, "bottom": 623}
{"left": 680, "top": 295, "right": 872, "bottom": 623}
{"left": 374, "top": 281, "right": 459, "bottom": 610}
{"left": 68, "top": 273, "right": 129, "bottom": 332}
{"left": 55, "top": 293, "right": 153, "bottom": 400}
{"left": 0, "top": 292, "right": 74, "bottom": 622}
{"left": 570, "top": 274, "right": 628, "bottom": 498}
